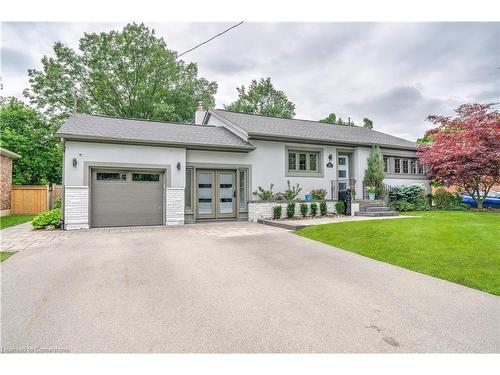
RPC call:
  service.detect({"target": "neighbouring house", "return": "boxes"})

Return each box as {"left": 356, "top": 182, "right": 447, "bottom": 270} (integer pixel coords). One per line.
{"left": 1, "top": 147, "right": 21, "bottom": 217}
{"left": 56, "top": 108, "right": 430, "bottom": 229}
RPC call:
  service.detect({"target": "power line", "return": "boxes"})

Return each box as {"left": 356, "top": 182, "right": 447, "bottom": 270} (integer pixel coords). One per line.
{"left": 177, "top": 21, "right": 244, "bottom": 58}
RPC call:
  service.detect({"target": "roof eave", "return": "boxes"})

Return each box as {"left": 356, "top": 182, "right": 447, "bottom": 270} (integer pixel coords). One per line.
{"left": 56, "top": 133, "right": 256, "bottom": 153}
{"left": 247, "top": 133, "right": 417, "bottom": 151}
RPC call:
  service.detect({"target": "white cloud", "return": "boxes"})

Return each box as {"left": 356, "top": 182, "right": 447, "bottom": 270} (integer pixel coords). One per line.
{"left": 1, "top": 22, "right": 498, "bottom": 140}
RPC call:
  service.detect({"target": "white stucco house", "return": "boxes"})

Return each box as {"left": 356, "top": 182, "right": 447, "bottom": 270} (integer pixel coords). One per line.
{"left": 57, "top": 107, "right": 430, "bottom": 229}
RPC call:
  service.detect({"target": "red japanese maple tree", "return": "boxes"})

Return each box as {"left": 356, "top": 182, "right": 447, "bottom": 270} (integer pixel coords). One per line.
{"left": 417, "top": 103, "right": 500, "bottom": 208}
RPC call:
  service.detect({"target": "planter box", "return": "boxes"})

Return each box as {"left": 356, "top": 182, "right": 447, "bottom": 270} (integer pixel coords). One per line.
{"left": 248, "top": 200, "right": 360, "bottom": 222}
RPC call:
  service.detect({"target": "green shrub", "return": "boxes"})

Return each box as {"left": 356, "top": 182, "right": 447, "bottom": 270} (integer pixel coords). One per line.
{"left": 311, "top": 188, "right": 327, "bottom": 201}
{"left": 390, "top": 197, "right": 430, "bottom": 212}
{"left": 278, "top": 180, "right": 302, "bottom": 201}
{"left": 389, "top": 200, "right": 415, "bottom": 212}
{"left": 273, "top": 205, "right": 282, "bottom": 220}
{"left": 253, "top": 184, "right": 275, "bottom": 200}
{"left": 319, "top": 201, "right": 328, "bottom": 216}
{"left": 32, "top": 208, "right": 61, "bottom": 229}
{"left": 335, "top": 201, "right": 346, "bottom": 215}
{"left": 300, "top": 203, "right": 308, "bottom": 218}
{"left": 286, "top": 202, "right": 296, "bottom": 219}
{"left": 310, "top": 202, "right": 318, "bottom": 217}
{"left": 53, "top": 196, "right": 62, "bottom": 209}
{"left": 433, "top": 188, "right": 463, "bottom": 210}
{"left": 389, "top": 184, "right": 425, "bottom": 203}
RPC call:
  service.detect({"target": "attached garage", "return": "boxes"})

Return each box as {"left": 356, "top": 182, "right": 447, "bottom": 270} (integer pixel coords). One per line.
{"left": 90, "top": 169, "right": 164, "bottom": 228}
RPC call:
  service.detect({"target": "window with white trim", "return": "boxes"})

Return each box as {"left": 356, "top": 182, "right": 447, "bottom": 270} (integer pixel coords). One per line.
{"left": 287, "top": 150, "right": 320, "bottom": 173}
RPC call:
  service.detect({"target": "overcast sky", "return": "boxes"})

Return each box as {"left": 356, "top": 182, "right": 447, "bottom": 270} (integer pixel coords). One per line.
{"left": 1, "top": 22, "right": 498, "bottom": 140}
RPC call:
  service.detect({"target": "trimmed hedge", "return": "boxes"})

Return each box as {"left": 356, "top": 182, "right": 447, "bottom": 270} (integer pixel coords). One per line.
{"left": 310, "top": 202, "right": 318, "bottom": 217}
{"left": 319, "top": 201, "right": 328, "bottom": 216}
{"left": 335, "top": 201, "right": 346, "bottom": 215}
{"left": 273, "top": 205, "right": 282, "bottom": 220}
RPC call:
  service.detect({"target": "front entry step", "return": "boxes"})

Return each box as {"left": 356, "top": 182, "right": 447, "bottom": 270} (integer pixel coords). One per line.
{"left": 355, "top": 210, "right": 399, "bottom": 217}
{"left": 361, "top": 206, "right": 392, "bottom": 212}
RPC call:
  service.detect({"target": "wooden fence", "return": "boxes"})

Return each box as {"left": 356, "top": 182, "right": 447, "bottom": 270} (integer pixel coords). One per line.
{"left": 11, "top": 185, "right": 62, "bottom": 215}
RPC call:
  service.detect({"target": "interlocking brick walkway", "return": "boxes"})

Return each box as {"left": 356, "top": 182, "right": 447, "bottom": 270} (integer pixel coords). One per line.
{"left": 0, "top": 221, "right": 285, "bottom": 252}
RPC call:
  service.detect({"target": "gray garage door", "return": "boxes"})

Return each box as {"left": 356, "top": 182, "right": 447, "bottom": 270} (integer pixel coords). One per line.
{"left": 91, "top": 169, "right": 164, "bottom": 228}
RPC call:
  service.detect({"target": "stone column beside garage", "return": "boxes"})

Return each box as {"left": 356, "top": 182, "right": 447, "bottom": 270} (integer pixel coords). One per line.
{"left": 166, "top": 188, "right": 185, "bottom": 225}
{"left": 64, "top": 186, "right": 89, "bottom": 230}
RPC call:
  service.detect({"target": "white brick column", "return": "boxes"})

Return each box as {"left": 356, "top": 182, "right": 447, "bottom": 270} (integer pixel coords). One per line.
{"left": 166, "top": 188, "right": 185, "bottom": 225}
{"left": 64, "top": 186, "right": 89, "bottom": 230}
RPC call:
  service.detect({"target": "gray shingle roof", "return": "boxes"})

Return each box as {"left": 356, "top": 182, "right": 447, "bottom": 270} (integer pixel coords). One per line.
{"left": 57, "top": 113, "right": 255, "bottom": 151}
{"left": 211, "top": 109, "right": 417, "bottom": 150}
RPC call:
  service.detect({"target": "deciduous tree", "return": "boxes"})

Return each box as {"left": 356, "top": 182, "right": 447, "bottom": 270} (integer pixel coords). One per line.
{"left": 24, "top": 23, "right": 217, "bottom": 123}
{"left": 225, "top": 78, "right": 295, "bottom": 119}
{"left": 363, "top": 117, "right": 374, "bottom": 129}
{"left": 417, "top": 103, "right": 500, "bottom": 208}
{"left": 0, "top": 97, "right": 62, "bottom": 184}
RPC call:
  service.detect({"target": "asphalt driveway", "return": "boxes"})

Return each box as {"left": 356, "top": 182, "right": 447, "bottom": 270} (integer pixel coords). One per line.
{"left": 1, "top": 222, "right": 499, "bottom": 353}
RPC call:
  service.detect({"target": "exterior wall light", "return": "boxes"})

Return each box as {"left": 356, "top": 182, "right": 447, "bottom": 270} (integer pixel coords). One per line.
{"left": 72, "top": 158, "right": 77, "bottom": 167}
{"left": 176, "top": 162, "right": 181, "bottom": 170}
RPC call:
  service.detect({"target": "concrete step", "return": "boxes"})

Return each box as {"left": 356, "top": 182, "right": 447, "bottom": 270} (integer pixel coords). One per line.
{"left": 361, "top": 206, "right": 392, "bottom": 212}
{"left": 355, "top": 211, "right": 399, "bottom": 217}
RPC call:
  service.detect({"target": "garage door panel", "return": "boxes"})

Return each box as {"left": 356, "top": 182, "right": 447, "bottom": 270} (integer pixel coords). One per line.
{"left": 91, "top": 170, "right": 164, "bottom": 227}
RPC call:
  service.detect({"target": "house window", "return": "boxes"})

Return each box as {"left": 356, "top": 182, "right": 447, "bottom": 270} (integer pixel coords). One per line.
{"left": 309, "top": 154, "right": 318, "bottom": 171}
{"left": 287, "top": 150, "right": 321, "bottom": 175}
{"left": 299, "top": 153, "right": 307, "bottom": 170}
{"left": 383, "top": 156, "right": 388, "bottom": 173}
{"left": 96, "top": 172, "right": 126, "bottom": 181}
{"left": 132, "top": 173, "right": 160, "bottom": 182}
{"left": 410, "top": 160, "right": 416, "bottom": 174}
{"left": 402, "top": 160, "right": 409, "bottom": 174}
{"left": 185, "top": 168, "right": 193, "bottom": 211}
{"left": 288, "top": 153, "right": 297, "bottom": 171}
{"left": 394, "top": 158, "right": 401, "bottom": 174}
{"left": 239, "top": 169, "right": 248, "bottom": 212}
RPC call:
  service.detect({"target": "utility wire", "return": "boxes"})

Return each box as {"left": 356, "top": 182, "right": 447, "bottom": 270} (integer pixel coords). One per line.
{"left": 177, "top": 21, "right": 244, "bottom": 58}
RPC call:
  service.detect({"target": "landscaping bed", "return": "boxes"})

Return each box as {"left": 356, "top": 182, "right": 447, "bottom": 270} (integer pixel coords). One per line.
{"left": 296, "top": 211, "right": 500, "bottom": 295}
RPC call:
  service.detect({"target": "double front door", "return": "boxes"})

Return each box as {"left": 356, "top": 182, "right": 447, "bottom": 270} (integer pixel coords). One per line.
{"left": 196, "top": 170, "right": 237, "bottom": 219}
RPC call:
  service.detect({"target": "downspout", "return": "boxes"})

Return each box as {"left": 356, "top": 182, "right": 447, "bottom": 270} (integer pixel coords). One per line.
{"left": 60, "top": 137, "right": 66, "bottom": 229}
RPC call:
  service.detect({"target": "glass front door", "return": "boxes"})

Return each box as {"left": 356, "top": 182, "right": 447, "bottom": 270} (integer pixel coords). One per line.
{"left": 196, "top": 170, "right": 216, "bottom": 219}
{"left": 217, "top": 171, "right": 236, "bottom": 218}
{"left": 338, "top": 155, "right": 349, "bottom": 200}
{"left": 196, "top": 170, "right": 237, "bottom": 219}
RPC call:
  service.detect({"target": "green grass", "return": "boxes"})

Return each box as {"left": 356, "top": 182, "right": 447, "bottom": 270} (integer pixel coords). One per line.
{"left": 0, "top": 251, "right": 15, "bottom": 262}
{"left": 0, "top": 214, "right": 35, "bottom": 229}
{"left": 297, "top": 211, "right": 500, "bottom": 295}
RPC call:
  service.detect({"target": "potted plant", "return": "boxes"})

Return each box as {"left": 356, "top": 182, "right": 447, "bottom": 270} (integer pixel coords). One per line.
{"left": 366, "top": 186, "right": 376, "bottom": 200}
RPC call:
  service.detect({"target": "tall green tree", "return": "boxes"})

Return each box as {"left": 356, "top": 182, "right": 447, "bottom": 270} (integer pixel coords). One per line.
{"left": 363, "top": 145, "right": 385, "bottom": 197}
{"left": 320, "top": 112, "right": 354, "bottom": 126}
{"left": 0, "top": 97, "right": 62, "bottom": 184}
{"left": 24, "top": 23, "right": 217, "bottom": 123}
{"left": 363, "top": 117, "right": 374, "bottom": 129}
{"left": 224, "top": 78, "right": 295, "bottom": 119}
{"left": 319, "top": 113, "right": 337, "bottom": 124}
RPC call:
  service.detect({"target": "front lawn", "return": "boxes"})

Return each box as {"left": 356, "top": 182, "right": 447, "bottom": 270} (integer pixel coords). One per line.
{"left": 296, "top": 211, "right": 500, "bottom": 295}
{"left": 0, "top": 251, "right": 15, "bottom": 262}
{"left": 0, "top": 214, "right": 35, "bottom": 229}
